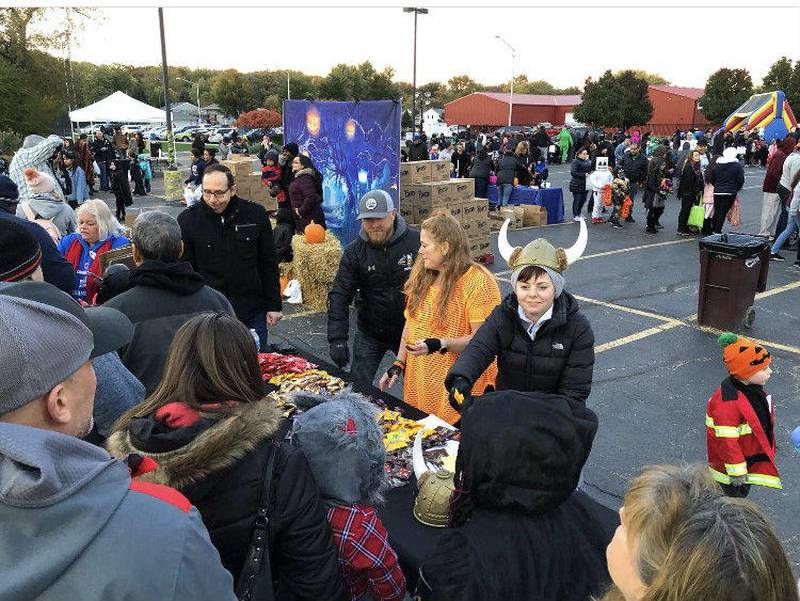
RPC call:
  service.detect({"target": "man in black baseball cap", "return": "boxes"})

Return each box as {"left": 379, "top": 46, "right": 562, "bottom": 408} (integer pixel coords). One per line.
{"left": 327, "top": 190, "right": 420, "bottom": 390}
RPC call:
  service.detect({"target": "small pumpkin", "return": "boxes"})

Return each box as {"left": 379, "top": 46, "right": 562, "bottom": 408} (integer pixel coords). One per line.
{"left": 304, "top": 221, "right": 325, "bottom": 244}
{"left": 279, "top": 275, "right": 289, "bottom": 295}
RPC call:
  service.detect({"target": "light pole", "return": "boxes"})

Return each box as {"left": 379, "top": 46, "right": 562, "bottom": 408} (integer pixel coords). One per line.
{"left": 177, "top": 77, "right": 201, "bottom": 125}
{"left": 158, "top": 8, "right": 176, "bottom": 169}
{"left": 287, "top": 70, "right": 291, "bottom": 100}
{"left": 495, "top": 35, "right": 516, "bottom": 128}
{"left": 403, "top": 7, "right": 428, "bottom": 134}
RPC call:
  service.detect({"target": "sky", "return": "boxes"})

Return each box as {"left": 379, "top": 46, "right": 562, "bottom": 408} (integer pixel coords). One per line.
{"left": 50, "top": 3, "right": 800, "bottom": 93}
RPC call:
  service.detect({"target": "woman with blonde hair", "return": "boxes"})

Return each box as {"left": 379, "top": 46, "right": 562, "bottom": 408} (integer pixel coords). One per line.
{"left": 379, "top": 212, "right": 500, "bottom": 424}
{"left": 107, "top": 313, "right": 345, "bottom": 600}
{"left": 603, "top": 463, "right": 797, "bottom": 601}
{"left": 57, "top": 198, "right": 129, "bottom": 303}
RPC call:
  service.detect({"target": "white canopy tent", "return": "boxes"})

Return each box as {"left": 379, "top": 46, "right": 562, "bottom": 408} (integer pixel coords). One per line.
{"left": 69, "top": 91, "right": 167, "bottom": 124}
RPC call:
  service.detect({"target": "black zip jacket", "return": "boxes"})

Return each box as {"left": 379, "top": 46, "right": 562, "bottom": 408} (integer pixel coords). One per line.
{"left": 327, "top": 215, "right": 420, "bottom": 348}
{"left": 446, "top": 292, "right": 594, "bottom": 404}
{"left": 177, "top": 196, "right": 281, "bottom": 320}
{"left": 104, "top": 260, "right": 235, "bottom": 393}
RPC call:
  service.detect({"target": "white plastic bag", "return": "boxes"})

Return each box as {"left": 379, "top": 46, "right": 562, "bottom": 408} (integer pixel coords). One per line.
{"left": 283, "top": 279, "right": 303, "bottom": 304}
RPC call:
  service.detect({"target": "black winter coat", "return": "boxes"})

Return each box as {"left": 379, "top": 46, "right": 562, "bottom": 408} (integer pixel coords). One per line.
{"left": 446, "top": 292, "right": 594, "bottom": 404}
{"left": 469, "top": 157, "right": 492, "bottom": 180}
{"left": 496, "top": 156, "right": 518, "bottom": 186}
{"left": 620, "top": 152, "right": 647, "bottom": 183}
{"left": 568, "top": 158, "right": 592, "bottom": 193}
{"left": 328, "top": 215, "right": 419, "bottom": 348}
{"left": 707, "top": 158, "right": 745, "bottom": 195}
{"left": 90, "top": 136, "right": 115, "bottom": 165}
{"left": 107, "top": 401, "right": 346, "bottom": 601}
{"left": 409, "top": 141, "right": 429, "bottom": 161}
{"left": 677, "top": 161, "right": 704, "bottom": 199}
{"left": 104, "top": 260, "right": 235, "bottom": 394}
{"left": 178, "top": 195, "right": 282, "bottom": 320}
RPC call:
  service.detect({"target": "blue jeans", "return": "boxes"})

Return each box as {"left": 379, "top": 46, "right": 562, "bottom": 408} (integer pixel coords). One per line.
{"left": 771, "top": 212, "right": 800, "bottom": 254}
{"left": 499, "top": 184, "right": 514, "bottom": 207}
{"left": 243, "top": 311, "right": 268, "bottom": 352}
{"left": 350, "top": 328, "right": 393, "bottom": 391}
{"left": 98, "top": 162, "right": 109, "bottom": 191}
{"left": 572, "top": 190, "right": 588, "bottom": 217}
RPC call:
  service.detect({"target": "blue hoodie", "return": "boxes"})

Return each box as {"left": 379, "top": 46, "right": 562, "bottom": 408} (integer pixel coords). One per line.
{"left": 0, "top": 423, "right": 237, "bottom": 601}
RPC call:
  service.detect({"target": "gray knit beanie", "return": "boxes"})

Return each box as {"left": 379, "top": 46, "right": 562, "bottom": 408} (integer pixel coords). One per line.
{"left": 0, "top": 297, "right": 93, "bottom": 415}
{"left": 511, "top": 264, "right": 565, "bottom": 298}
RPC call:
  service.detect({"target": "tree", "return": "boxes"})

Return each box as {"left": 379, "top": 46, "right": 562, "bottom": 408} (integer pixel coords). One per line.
{"left": 402, "top": 109, "right": 413, "bottom": 129}
{"left": 234, "top": 109, "right": 281, "bottom": 129}
{"left": 700, "top": 68, "right": 753, "bottom": 124}
{"left": 760, "top": 56, "right": 797, "bottom": 108}
{"left": 761, "top": 57, "right": 792, "bottom": 93}
{"left": 318, "top": 62, "right": 400, "bottom": 101}
{"left": 614, "top": 70, "right": 670, "bottom": 85}
{"left": 442, "top": 74, "right": 482, "bottom": 104}
{"left": 211, "top": 69, "right": 254, "bottom": 116}
{"left": 263, "top": 94, "right": 281, "bottom": 111}
{"left": 573, "top": 70, "right": 652, "bottom": 129}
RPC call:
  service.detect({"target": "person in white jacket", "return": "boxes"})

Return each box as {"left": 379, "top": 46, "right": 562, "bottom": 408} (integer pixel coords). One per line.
{"left": 8, "top": 134, "right": 64, "bottom": 202}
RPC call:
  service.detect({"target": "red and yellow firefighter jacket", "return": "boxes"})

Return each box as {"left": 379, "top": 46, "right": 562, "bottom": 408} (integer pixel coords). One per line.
{"left": 706, "top": 378, "right": 781, "bottom": 489}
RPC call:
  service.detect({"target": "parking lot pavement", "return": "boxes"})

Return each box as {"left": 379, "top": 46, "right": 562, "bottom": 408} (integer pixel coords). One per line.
{"left": 101, "top": 162, "right": 800, "bottom": 569}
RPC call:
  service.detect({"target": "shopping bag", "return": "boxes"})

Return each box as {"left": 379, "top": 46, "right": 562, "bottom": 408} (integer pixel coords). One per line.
{"left": 703, "top": 183, "right": 715, "bottom": 219}
{"left": 687, "top": 204, "right": 705, "bottom": 229}
{"left": 726, "top": 196, "right": 741, "bottom": 227}
{"left": 620, "top": 196, "right": 632, "bottom": 220}
{"left": 602, "top": 184, "right": 612, "bottom": 206}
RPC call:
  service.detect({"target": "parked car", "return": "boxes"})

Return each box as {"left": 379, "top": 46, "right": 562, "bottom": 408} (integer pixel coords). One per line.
{"left": 208, "top": 126, "right": 237, "bottom": 143}
{"left": 174, "top": 126, "right": 206, "bottom": 142}
{"left": 244, "top": 128, "right": 268, "bottom": 141}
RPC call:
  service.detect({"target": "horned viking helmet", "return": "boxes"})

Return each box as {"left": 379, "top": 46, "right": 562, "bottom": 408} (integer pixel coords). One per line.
{"left": 497, "top": 216, "right": 588, "bottom": 272}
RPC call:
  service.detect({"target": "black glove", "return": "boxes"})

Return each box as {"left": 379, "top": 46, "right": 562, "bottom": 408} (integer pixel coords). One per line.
{"left": 386, "top": 361, "right": 405, "bottom": 380}
{"left": 329, "top": 341, "right": 350, "bottom": 369}
{"left": 422, "top": 338, "right": 443, "bottom": 354}
{"left": 448, "top": 377, "right": 473, "bottom": 413}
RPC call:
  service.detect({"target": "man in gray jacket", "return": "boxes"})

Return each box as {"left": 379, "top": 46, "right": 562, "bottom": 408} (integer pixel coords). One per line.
{"left": 0, "top": 295, "right": 237, "bottom": 601}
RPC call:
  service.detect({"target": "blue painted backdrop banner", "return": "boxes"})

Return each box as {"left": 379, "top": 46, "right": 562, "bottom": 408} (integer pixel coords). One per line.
{"left": 283, "top": 100, "right": 401, "bottom": 244}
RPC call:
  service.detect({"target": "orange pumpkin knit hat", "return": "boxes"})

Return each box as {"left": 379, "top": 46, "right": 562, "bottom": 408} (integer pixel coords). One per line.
{"left": 718, "top": 332, "right": 772, "bottom": 381}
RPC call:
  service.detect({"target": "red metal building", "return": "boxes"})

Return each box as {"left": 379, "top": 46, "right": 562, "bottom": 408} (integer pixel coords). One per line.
{"left": 645, "top": 85, "right": 711, "bottom": 135}
{"left": 444, "top": 86, "right": 711, "bottom": 133}
{"left": 444, "top": 92, "right": 581, "bottom": 127}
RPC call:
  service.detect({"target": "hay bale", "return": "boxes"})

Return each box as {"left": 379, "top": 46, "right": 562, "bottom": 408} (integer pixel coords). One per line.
{"left": 290, "top": 230, "right": 342, "bottom": 312}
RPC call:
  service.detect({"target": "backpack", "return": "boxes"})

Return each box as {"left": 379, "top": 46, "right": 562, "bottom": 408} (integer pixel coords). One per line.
{"left": 20, "top": 202, "right": 61, "bottom": 243}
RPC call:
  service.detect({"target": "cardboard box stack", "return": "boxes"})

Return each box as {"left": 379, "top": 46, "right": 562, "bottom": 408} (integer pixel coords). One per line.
{"left": 489, "top": 204, "right": 547, "bottom": 230}
{"left": 399, "top": 160, "right": 490, "bottom": 258}
{"left": 221, "top": 157, "right": 277, "bottom": 213}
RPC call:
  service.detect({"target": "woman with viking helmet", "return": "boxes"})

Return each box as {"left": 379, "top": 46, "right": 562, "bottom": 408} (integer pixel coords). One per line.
{"left": 445, "top": 217, "right": 594, "bottom": 413}
{"left": 378, "top": 212, "right": 501, "bottom": 425}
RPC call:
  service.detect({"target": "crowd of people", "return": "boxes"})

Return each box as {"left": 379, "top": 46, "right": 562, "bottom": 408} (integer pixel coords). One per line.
{"left": 1, "top": 118, "right": 798, "bottom": 601}
{"left": 403, "top": 125, "right": 800, "bottom": 264}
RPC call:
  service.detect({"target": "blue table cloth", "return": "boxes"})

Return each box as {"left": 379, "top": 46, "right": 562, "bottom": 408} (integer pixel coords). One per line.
{"left": 486, "top": 185, "right": 564, "bottom": 224}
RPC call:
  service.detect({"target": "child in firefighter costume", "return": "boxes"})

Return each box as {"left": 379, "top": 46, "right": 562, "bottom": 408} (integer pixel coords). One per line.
{"left": 706, "top": 332, "right": 779, "bottom": 498}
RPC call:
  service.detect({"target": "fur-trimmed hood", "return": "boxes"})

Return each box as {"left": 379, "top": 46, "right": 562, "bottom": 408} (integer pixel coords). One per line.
{"left": 106, "top": 399, "right": 282, "bottom": 491}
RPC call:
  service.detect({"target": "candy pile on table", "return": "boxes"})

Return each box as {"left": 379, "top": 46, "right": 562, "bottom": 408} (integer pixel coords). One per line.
{"left": 259, "top": 352, "right": 458, "bottom": 487}
{"left": 258, "top": 353, "right": 318, "bottom": 381}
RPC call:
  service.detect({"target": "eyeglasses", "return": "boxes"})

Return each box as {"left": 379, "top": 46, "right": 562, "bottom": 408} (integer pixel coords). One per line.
{"left": 203, "top": 188, "right": 231, "bottom": 199}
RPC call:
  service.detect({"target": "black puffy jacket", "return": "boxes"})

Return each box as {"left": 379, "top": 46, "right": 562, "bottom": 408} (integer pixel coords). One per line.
{"left": 107, "top": 401, "right": 346, "bottom": 601}
{"left": 568, "top": 158, "right": 592, "bottom": 193}
{"left": 328, "top": 215, "right": 420, "bottom": 348}
{"left": 620, "top": 152, "right": 647, "bottom": 183}
{"left": 496, "top": 155, "right": 518, "bottom": 186}
{"left": 178, "top": 196, "right": 281, "bottom": 320}
{"left": 446, "top": 292, "right": 594, "bottom": 404}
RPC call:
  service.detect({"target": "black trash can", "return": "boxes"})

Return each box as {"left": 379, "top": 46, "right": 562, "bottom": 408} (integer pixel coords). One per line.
{"left": 698, "top": 234, "right": 770, "bottom": 330}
